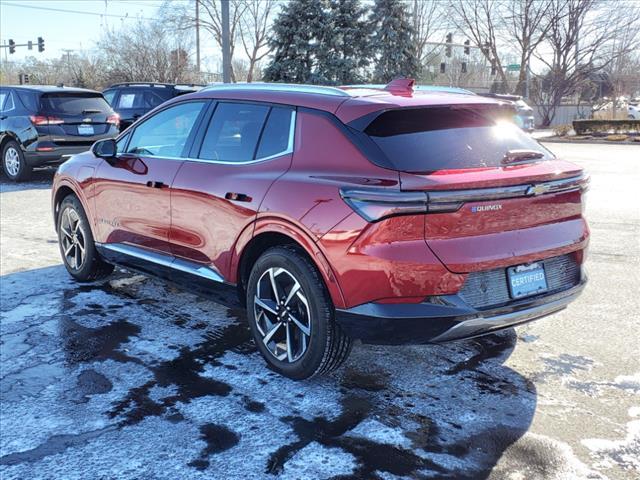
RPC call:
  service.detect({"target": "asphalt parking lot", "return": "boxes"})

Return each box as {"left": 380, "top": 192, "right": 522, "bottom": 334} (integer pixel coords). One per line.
{"left": 1, "top": 142, "right": 638, "bottom": 479}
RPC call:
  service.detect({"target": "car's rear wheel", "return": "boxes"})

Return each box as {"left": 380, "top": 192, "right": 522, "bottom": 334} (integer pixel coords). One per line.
{"left": 247, "top": 246, "right": 352, "bottom": 380}
{"left": 2, "top": 141, "right": 31, "bottom": 182}
{"left": 57, "top": 194, "right": 114, "bottom": 282}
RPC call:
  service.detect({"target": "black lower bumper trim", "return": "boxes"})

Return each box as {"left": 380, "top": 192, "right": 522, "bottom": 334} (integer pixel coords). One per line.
{"left": 334, "top": 279, "right": 586, "bottom": 345}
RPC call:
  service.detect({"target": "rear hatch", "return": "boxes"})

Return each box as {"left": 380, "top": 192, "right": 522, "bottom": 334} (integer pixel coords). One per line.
{"left": 40, "top": 92, "right": 115, "bottom": 144}
{"left": 364, "top": 105, "right": 589, "bottom": 274}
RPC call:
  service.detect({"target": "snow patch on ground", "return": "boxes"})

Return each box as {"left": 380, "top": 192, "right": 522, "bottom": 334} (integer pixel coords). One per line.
{"left": 582, "top": 407, "right": 640, "bottom": 473}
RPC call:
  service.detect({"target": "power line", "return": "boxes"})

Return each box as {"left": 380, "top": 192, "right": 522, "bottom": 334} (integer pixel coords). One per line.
{"left": 1, "top": 1, "right": 156, "bottom": 21}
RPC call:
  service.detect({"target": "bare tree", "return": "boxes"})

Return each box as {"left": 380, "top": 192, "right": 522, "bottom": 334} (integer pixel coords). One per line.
{"left": 603, "top": 13, "right": 640, "bottom": 118}
{"left": 502, "top": 0, "right": 552, "bottom": 96}
{"left": 162, "top": 0, "right": 247, "bottom": 82}
{"left": 411, "top": 0, "right": 451, "bottom": 69}
{"left": 98, "top": 20, "right": 198, "bottom": 85}
{"left": 532, "top": 0, "right": 640, "bottom": 125}
{"left": 449, "top": 0, "right": 509, "bottom": 91}
{"left": 239, "top": 0, "right": 277, "bottom": 82}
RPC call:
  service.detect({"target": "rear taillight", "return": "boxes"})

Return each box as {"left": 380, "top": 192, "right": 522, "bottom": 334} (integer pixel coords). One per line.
{"left": 29, "top": 115, "right": 64, "bottom": 125}
{"left": 340, "top": 189, "right": 430, "bottom": 222}
{"left": 107, "top": 113, "right": 120, "bottom": 127}
{"left": 341, "top": 174, "right": 589, "bottom": 223}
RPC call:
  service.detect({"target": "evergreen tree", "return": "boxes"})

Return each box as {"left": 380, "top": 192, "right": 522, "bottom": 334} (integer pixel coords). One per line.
{"left": 262, "top": 0, "right": 329, "bottom": 83}
{"left": 370, "top": 0, "right": 419, "bottom": 83}
{"left": 318, "top": 0, "right": 373, "bottom": 84}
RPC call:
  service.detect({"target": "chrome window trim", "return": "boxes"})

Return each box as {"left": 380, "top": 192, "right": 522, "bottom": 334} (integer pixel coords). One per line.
{"left": 118, "top": 109, "right": 296, "bottom": 166}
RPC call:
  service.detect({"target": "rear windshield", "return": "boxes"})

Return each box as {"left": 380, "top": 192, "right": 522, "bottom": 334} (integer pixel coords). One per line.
{"left": 40, "top": 93, "right": 112, "bottom": 114}
{"left": 364, "top": 105, "right": 553, "bottom": 173}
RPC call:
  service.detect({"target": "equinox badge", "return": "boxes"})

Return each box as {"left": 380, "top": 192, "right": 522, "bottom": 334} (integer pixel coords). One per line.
{"left": 471, "top": 204, "right": 502, "bottom": 212}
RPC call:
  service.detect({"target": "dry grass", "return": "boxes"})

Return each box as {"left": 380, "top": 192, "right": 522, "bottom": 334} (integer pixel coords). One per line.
{"left": 604, "top": 134, "right": 629, "bottom": 141}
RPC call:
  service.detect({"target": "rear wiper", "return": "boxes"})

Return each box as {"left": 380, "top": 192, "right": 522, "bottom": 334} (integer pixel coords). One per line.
{"left": 502, "top": 149, "right": 545, "bottom": 165}
{"left": 82, "top": 109, "right": 101, "bottom": 114}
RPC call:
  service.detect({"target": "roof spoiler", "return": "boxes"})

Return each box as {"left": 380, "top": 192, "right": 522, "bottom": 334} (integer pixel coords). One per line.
{"left": 385, "top": 78, "right": 415, "bottom": 93}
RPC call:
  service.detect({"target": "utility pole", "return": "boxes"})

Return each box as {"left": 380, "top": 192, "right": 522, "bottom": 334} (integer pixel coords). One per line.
{"left": 221, "top": 0, "right": 231, "bottom": 83}
{"left": 195, "top": 0, "right": 201, "bottom": 73}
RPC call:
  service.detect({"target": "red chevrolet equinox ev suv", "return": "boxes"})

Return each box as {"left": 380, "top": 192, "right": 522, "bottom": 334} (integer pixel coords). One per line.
{"left": 52, "top": 80, "right": 589, "bottom": 379}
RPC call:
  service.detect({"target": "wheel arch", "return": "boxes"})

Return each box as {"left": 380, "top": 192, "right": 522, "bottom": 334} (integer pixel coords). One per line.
{"left": 0, "top": 131, "right": 22, "bottom": 153}
{"left": 233, "top": 219, "right": 346, "bottom": 309}
{"left": 52, "top": 180, "right": 95, "bottom": 238}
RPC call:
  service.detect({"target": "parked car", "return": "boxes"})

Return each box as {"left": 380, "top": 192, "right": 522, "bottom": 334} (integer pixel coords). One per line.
{"left": 628, "top": 101, "right": 640, "bottom": 119}
{"left": 102, "top": 82, "right": 203, "bottom": 131}
{"left": 479, "top": 93, "right": 536, "bottom": 132}
{"left": 52, "top": 80, "right": 589, "bottom": 379}
{"left": 0, "top": 85, "right": 119, "bottom": 181}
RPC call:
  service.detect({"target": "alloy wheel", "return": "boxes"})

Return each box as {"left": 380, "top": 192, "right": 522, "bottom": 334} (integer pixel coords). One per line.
{"left": 4, "top": 147, "right": 20, "bottom": 177}
{"left": 59, "top": 208, "right": 86, "bottom": 270}
{"left": 253, "top": 267, "right": 311, "bottom": 362}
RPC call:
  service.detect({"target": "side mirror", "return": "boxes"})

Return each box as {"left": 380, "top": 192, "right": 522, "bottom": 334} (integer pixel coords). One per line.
{"left": 92, "top": 138, "right": 117, "bottom": 158}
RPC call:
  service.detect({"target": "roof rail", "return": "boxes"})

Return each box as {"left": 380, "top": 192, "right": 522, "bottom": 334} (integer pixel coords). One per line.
{"left": 108, "top": 82, "right": 173, "bottom": 88}
{"left": 202, "top": 82, "right": 350, "bottom": 97}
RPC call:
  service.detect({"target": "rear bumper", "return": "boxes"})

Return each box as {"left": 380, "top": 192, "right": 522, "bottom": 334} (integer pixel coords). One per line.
{"left": 24, "top": 146, "right": 92, "bottom": 167}
{"left": 335, "top": 277, "right": 586, "bottom": 345}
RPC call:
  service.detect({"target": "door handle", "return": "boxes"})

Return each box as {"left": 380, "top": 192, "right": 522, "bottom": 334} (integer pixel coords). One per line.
{"left": 225, "top": 192, "right": 252, "bottom": 202}
{"left": 146, "top": 181, "right": 166, "bottom": 189}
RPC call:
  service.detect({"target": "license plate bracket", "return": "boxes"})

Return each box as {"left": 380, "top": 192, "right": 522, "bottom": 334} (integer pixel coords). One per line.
{"left": 507, "top": 262, "right": 548, "bottom": 299}
{"left": 77, "top": 124, "right": 94, "bottom": 136}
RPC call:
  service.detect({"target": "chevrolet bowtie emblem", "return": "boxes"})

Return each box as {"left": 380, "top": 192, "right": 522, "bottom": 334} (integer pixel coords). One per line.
{"left": 527, "top": 184, "right": 551, "bottom": 196}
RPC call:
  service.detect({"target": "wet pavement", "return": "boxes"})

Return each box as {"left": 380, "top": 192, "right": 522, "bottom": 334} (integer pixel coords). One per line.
{"left": 1, "top": 143, "right": 638, "bottom": 479}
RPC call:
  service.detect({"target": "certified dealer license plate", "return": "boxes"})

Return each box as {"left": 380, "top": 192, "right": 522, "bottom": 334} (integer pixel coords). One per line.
{"left": 507, "top": 262, "right": 548, "bottom": 299}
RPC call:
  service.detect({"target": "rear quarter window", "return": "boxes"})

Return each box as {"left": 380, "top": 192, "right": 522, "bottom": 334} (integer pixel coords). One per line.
{"left": 364, "top": 105, "right": 553, "bottom": 173}
{"left": 15, "top": 90, "right": 39, "bottom": 111}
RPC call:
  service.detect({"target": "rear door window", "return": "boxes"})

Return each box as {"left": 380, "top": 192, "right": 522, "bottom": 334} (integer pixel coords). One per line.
{"left": 198, "top": 102, "right": 270, "bottom": 162}
{"left": 40, "top": 93, "right": 111, "bottom": 115}
{"left": 126, "top": 101, "right": 206, "bottom": 158}
{"left": 364, "top": 105, "right": 553, "bottom": 173}
{"left": 117, "top": 91, "right": 145, "bottom": 109}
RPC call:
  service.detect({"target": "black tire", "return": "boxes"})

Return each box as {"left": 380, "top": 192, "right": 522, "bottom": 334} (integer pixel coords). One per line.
{"left": 246, "top": 246, "right": 352, "bottom": 380}
{"left": 57, "top": 194, "right": 114, "bottom": 282}
{"left": 2, "top": 140, "right": 32, "bottom": 182}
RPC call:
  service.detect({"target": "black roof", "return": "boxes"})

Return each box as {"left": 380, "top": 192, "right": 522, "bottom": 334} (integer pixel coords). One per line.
{"left": 107, "top": 82, "right": 204, "bottom": 89}
{"left": 3, "top": 85, "right": 101, "bottom": 94}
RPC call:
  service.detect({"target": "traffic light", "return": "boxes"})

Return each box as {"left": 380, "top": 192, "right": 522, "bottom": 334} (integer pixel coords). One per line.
{"left": 464, "top": 40, "right": 470, "bottom": 55}
{"left": 8, "top": 39, "right": 15, "bottom": 54}
{"left": 445, "top": 33, "right": 452, "bottom": 58}
{"left": 37, "top": 37, "right": 44, "bottom": 53}
{"left": 440, "top": 62, "right": 446, "bottom": 74}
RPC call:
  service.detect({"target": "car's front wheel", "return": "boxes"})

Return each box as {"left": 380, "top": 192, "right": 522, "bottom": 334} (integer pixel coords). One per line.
{"left": 57, "top": 194, "right": 114, "bottom": 282}
{"left": 2, "top": 140, "right": 31, "bottom": 182}
{"left": 247, "top": 246, "right": 352, "bottom": 379}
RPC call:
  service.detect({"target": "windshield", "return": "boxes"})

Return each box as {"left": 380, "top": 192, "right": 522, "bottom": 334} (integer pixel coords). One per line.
{"left": 40, "top": 93, "right": 112, "bottom": 115}
{"left": 364, "top": 105, "right": 553, "bottom": 173}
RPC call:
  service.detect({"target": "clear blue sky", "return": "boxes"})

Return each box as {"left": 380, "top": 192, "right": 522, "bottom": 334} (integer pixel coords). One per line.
{"left": 1, "top": 0, "right": 167, "bottom": 60}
